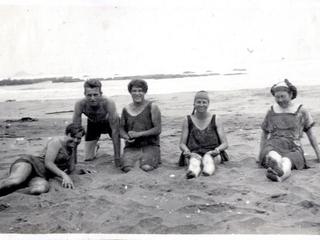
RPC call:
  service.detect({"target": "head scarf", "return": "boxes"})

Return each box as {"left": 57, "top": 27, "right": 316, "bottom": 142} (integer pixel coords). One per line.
{"left": 192, "top": 90, "right": 210, "bottom": 114}
{"left": 270, "top": 79, "right": 297, "bottom": 99}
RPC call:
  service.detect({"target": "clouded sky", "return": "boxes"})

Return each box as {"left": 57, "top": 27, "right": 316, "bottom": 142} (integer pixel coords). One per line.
{"left": 0, "top": 0, "right": 320, "bottom": 79}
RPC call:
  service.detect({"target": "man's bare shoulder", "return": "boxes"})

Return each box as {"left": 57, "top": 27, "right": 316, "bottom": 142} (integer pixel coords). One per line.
{"left": 46, "top": 136, "right": 63, "bottom": 148}
{"left": 101, "top": 96, "right": 118, "bottom": 113}
{"left": 75, "top": 98, "right": 87, "bottom": 106}
{"left": 101, "top": 96, "right": 114, "bottom": 104}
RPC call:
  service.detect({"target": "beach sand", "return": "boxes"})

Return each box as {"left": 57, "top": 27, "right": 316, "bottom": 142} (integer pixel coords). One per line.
{"left": 0, "top": 86, "right": 320, "bottom": 234}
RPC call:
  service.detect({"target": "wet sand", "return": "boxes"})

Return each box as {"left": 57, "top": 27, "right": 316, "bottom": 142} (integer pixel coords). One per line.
{"left": 0, "top": 86, "right": 320, "bottom": 234}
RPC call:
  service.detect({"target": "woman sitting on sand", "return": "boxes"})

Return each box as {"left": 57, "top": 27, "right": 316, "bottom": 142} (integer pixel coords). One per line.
{"left": 120, "top": 79, "right": 162, "bottom": 173}
{"left": 0, "top": 123, "right": 87, "bottom": 197}
{"left": 259, "top": 79, "right": 320, "bottom": 182}
{"left": 179, "top": 90, "right": 229, "bottom": 179}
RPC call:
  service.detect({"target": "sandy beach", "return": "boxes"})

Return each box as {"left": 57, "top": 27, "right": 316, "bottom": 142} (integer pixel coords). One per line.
{"left": 0, "top": 85, "right": 320, "bottom": 234}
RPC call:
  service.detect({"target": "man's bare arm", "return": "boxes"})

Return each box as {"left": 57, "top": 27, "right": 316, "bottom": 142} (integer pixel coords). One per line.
{"left": 73, "top": 101, "right": 83, "bottom": 126}
{"left": 107, "top": 100, "right": 121, "bottom": 167}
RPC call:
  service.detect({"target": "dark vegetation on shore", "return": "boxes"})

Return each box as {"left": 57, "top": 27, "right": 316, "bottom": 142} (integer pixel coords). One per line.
{"left": 0, "top": 70, "right": 246, "bottom": 86}
{"left": 0, "top": 77, "right": 83, "bottom": 86}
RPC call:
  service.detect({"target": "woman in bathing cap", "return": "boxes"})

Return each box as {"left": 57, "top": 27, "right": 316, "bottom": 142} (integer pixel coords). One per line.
{"left": 179, "top": 90, "right": 229, "bottom": 179}
{"left": 259, "top": 79, "right": 320, "bottom": 182}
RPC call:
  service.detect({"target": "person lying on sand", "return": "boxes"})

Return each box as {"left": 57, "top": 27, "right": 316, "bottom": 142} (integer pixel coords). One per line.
{"left": 120, "top": 79, "right": 162, "bottom": 173}
{"left": 73, "top": 79, "right": 121, "bottom": 167}
{"left": 259, "top": 79, "right": 320, "bottom": 182}
{"left": 0, "top": 123, "right": 89, "bottom": 197}
{"left": 179, "top": 91, "right": 229, "bottom": 179}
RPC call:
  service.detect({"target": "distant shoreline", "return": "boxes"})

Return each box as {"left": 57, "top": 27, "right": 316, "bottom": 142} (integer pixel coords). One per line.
{"left": 0, "top": 70, "right": 246, "bottom": 86}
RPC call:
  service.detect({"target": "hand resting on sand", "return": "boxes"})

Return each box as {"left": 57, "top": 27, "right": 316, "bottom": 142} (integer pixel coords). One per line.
{"left": 61, "top": 174, "right": 74, "bottom": 189}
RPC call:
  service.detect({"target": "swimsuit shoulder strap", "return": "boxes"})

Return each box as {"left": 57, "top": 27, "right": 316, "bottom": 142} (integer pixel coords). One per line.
{"left": 187, "top": 115, "right": 192, "bottom": 131}
{"left": 271, "top": 106, "right": 274, "bottom": 112}
{"left": 147, "top": 101, "right": 153, "bottom": 116}
{"left": 210, "top": 114, "right": 217, "bottom": 129}
{"left": 295, "top": 104, "right": 303, "bottom": 114}
{"left": 185, "top": 115, "right": 193, "bottom": 144}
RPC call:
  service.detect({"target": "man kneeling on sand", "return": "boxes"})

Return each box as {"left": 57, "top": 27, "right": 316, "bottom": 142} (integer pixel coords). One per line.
{"left": 120, "top": 79, "right": 161, "bottom": 173}
{"left": 73, "top": 79, "right": 121, "bottom": 167}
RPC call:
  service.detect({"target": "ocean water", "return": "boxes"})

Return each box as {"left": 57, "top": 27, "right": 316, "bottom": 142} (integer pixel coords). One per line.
{"left": 1, "top": 60, "right": 320, "bottom": 102}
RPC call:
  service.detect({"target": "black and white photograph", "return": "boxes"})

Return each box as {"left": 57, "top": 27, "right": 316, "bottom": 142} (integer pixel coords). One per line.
{"left": 1, "top": 0, "right": 320, "bottom": 238}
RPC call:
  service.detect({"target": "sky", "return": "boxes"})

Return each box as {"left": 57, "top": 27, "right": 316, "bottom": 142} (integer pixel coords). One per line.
{"left": 0, "top": 0, "right": 320, "bottom": 79}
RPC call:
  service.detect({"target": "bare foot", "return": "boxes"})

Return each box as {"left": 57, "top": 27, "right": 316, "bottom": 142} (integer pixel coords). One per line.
{"left": 186, "top": 171, "right": 196, "bottom": 179}
{"left": 266, "top": 168, "right": 280, "bottom": 182}
{"left": 266, "top": 156, "right": 284, "bottom": 177}
{"left": 84, "top": 157, "right": 96, "bottom": 162}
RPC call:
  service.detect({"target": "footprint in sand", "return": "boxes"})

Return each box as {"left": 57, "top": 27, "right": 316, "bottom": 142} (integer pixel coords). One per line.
{"left": 111, "top": 217, "right": 163, "bottom": 234}
{"left": 299, "top": 200, "right": 320, "bottom": 214}
{"left": 269, "top": 193, "right": 288, "bottom": 202}
{"left": 50, "top": 224, "right": 68, "bottom": 233}
{"left": 187, "top": 194, "right": 207, "bottom": 201}
{"left": 102, "top": 183, "right": 132, "bottom": 194}
{"left": 233, "top": 217, "right": 266, "bottom": 232}
{"left": 162, "top": 224, "right": 211, "bottom": 234}
{"left": 138, "top": 217, "right": 163, "bottom": 228}
{"left": 0, "top": 203, "right": 10, "bottom": 211}
{"left": 206, "top": 188, "right": 249, "bottom": 197}
{"left": 178, "top": 203, "right": 235, "bottom": 214}
{"left": 139, "top": 183, "right": 159, "bottom": 191}
{"left": 296, "top": 221, "right": 320, "bottom": 230}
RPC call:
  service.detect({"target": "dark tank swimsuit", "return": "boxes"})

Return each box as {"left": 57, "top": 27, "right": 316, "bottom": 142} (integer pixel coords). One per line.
{"left": 259, "top": 104, "right": 314, "bottom": 170}
{"left": 179, "top": 114, "right": 228, "bottom": 166}
{"left": 11, "top": 139, "right": 72, "bottom": 179}
{"left": 122, "top": 102, "right": 160, "bottom": 148}
{"left": 78, "top": 98, "right": 112, "bottom": 141}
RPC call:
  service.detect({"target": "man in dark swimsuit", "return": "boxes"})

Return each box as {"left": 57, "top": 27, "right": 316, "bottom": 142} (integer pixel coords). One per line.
{"left": 73, "top": 79, "right": 121, "bottom": 167}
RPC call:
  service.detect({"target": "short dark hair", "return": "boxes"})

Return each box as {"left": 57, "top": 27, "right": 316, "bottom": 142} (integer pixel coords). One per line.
{"left": 127, "top": 79, "right": 148, "bottom": 93}
{"left": 65, "top": 123, "right": 85, "bottom": 137}
{"left": 84, "top": 79, "right": 102, "bottom": 92}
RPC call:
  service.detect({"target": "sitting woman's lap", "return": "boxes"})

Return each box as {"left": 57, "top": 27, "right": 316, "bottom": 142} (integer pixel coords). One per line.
{"left": 122, "top": 145, "right": 160, "bottom": 169}
{"left": 189, "top": 152, "right": 221, "bottom": 164}
{"left": 260, "top": 139, "right": 306, "bottom": 170}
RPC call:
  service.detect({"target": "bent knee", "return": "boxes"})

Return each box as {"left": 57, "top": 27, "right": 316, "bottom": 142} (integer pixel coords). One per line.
{"left": 189, "top": 156, "right": 201, "bottom": 166}
{"left": 267, "top": 151, "right": 282, "bottom": 160}
{"left": 122, "top": 166, "right": 132, "bottom": 173}
{"left": 140, "top": 164, "right": 154, "bottom": 172}
{"left": 29, "top": 178, "right": 49, "bottom": 195}
{"left": 5, "top": 177, "right": 24, "bottom": 187}
{"left": 29, "top": 185, "right": 49, "bottom": 195}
